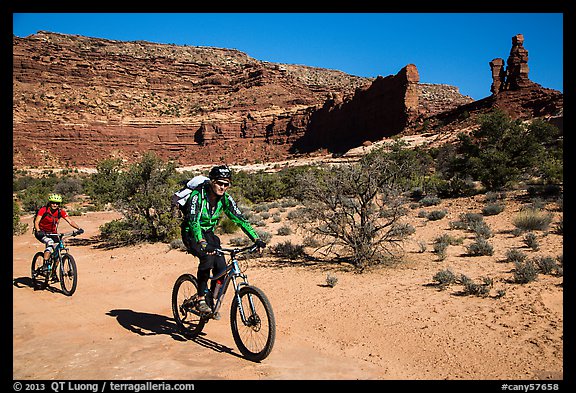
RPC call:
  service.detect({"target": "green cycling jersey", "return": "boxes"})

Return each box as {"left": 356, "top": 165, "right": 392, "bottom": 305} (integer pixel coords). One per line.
{"left": 183, "top": 183, "right": 259, "bottom": 243}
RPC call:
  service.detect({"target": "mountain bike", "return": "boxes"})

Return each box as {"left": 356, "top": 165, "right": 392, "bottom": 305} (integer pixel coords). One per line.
{"left": 172, "top": 243, "right": 276, "bottom": 362}
{"left": 31, "top": 229, "right": 84, "bottom": 296}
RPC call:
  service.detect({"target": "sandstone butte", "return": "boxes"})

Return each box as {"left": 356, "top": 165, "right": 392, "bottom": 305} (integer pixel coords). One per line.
{"left": 12, "top": 32, "right": 563, "bottom": 169}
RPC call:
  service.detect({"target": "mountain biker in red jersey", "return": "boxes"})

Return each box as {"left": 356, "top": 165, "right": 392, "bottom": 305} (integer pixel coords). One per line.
{"left": 181, "top": 165, "right": 266, "bottom": 314}
{"left": 34, "top": 193, "right": 83, "bottom": 263}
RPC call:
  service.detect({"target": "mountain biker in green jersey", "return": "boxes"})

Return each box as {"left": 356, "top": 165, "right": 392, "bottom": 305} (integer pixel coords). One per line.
{"left": 181, "top": 165, "right": 266, "bottom": 314}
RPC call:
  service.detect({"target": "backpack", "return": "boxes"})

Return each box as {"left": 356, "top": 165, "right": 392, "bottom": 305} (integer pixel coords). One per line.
{"left": 171, "top": 175, "right": 209, "bottom": 217}
{"left": 33, "top": 205, "right": 61, "bottom": 234}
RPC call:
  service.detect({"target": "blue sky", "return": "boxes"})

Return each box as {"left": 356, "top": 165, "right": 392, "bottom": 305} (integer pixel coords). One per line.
{"left": 12, "top": 13, "right": 564, "bottom": 100}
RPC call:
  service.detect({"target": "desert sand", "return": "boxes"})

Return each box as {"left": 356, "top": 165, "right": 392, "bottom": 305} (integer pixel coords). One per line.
{"left": 12, "top": 191, "right": 563, "bottom": 382}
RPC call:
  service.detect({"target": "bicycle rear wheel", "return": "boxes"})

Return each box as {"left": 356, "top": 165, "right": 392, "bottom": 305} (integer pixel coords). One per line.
{"left": 59, "top": 254, "right": 77, "bottom": 296}
{"left": 230, "top": 285, "right": 276, "bottom": 362}
{"left": 31, "top": 252, "right": 48, "bottom": 290}
{"left": 172, "top": 274, "right": 207, "bottom": 338}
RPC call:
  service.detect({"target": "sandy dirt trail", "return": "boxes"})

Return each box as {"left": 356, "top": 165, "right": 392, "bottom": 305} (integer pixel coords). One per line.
{"left": 12, "top": 199, "right": 563, "bottom": 381}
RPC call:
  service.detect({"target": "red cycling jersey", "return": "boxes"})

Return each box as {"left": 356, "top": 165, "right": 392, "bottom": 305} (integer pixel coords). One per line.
{"left": 37, "top": 206, "right": 69, "bottom": 234}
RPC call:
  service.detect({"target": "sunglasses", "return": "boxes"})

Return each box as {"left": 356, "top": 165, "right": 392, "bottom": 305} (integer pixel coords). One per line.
{"left": 214, "top": 180, "right": 231, "bottom": 188}
{"left": 50, "top": 202, "right": 60, "bottom": 205}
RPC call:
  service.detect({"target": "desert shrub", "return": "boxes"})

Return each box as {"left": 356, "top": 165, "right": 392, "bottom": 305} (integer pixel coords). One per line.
{"left": 279, "top": 197, "right": 299, "bottom": 208}
{"left": 469, "top": 220, "right": 493, "bottom": 238}
{"left": 460, "top": 275, "right": 492, "bottom": 297}
{"left": 449, "top": 212, "right": 484, "bottom": 231}
{"left": 97, "top": 153, "right": 180, "bottom": 244}
{"left": 556, "top": 255, "right": 564, "bottom": 276}
{"left": 287, "top": 208, "right": 306, "bottom": 220}
{"left": 522, "top": 232, "right": 539, "bottom": 251}
{"left": 482, "top": 203, "right": 505, "bottom": 216}
{"left": 534, "top": 256, "right": 559, "bottom": 275}
{"left": 466, "top": 236, "right": 494, "bottom": 256}
{"left": 513, "top": 259, "right": 539, "bottom": 284}
{"left": 437, "top": 233, "right": 464, "bottom": 246}
{"left": 54, "top": 177, "right": 84, "bottom": 202}
{"left": 484, "top": 191, "right": 506, "bottom": 203}
{"left": 252, "top": 203, "right": 269, "bottom": 213}
{"left": 169, "top": 239, "right": 187, "bottom": 251}
{"left": 85, "top": 158, "right": 123, "bottom": 207}
{"left": 433, "top": 268, "right": 457, "bottom": 289}
{"left": 416, "top": 239, "right": 427, "bottom": 253}
{"left": 554, "top": 218, "right": 563, "bottom": 235}
{"left": 256, "top": 230, "right": 272, "bottom": 243}
{"left": 435, "top": 176, "right": 478, "bottom": 198}
{"left": 427, "top": 210, "right": 447, "bottom": 221}
{"left": 294, "top": 144, "right": 424, "bottom": 270}
{"left": 229, "top": 236, "right": 251, "bottom": 246}
{"left": 303, "top": 236, "right": 321, "bottom": 248}
{"left": 504, "top": 249, "right": 527, "bottom": 264}
{"left": 13, "top": 202, "right": 28, "bottom": 235}
{"left": 432, "top": 234, "right": 460, "bottom": 261}
{"left": 409, "top": 187, "right": 425, "bottom": 201}
{"left": 432, "top": 240, "right": 449, "bottom": 261}
{"left": 419, "top": 195, "right": 441, "bottom": 206}
{"left": 388, "top": 222, "right": 416, "bottom": 237}
{"left": 439, "top": 110, "right": 562, "bottom": 190}
{"left": 271, "top": 241, "right": 306, "bottom": 260}
{"left": 232, "top": 170, "right": 285, "bottom": 203}
{"left": 325, "top": 273, "right": 338, "bottom": 287}
{"left": 513, "top": 209, "right": 553, "bottom": 232}
{"left": 277, "top": 226, "right": 292, "bottom": 236}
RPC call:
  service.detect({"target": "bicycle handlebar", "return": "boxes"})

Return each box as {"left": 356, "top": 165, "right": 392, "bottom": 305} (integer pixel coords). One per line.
{"left": 43, "top": 229, "right": 84, "bottom": 238}
{"left": 216, "top": 243, "right": 261, "bottom": 256}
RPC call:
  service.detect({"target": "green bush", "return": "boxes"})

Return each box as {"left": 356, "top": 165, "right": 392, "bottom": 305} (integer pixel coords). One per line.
{"left": 437, "top": 110, "right": 562, "bottom": 191}
{"left": 13, "top": 202, "right": 28, "bottom": 235}
{"left": 97, "top": 153, "right": 180, "bottom": 245}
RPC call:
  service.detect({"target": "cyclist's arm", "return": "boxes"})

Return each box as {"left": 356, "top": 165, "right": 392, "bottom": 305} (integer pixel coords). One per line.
{"left": 62, "top": 215, "right": 81, "bottom": 230}
{"left": 223, "top": 194, "right": 259, "bottom": 241}
{"left": 186, "top": 191, "right": 205, "bottom": 242}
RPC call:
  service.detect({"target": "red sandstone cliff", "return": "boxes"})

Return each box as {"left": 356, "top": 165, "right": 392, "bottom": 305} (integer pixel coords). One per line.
{"left": 13, "top": 31, "right": 474, "bottom": 168}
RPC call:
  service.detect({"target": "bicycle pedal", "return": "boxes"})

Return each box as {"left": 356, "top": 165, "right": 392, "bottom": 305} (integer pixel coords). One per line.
{"left": 212, "top": 312, "right": 221, "bottom": 320}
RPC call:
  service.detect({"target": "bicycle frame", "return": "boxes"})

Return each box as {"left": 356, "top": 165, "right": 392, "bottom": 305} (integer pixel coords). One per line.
{"left": 45, "top": 233, "right": 71, "bottom": 267}
{"left": 172, "top": 242, "right": 275, "bottom": 361}
{"left": 209, "top": 245, "right": 258, "bottom": 319}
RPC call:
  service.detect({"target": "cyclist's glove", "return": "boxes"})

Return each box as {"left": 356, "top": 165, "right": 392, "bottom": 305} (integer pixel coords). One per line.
{"left": 36, "top": 230, "right": 46, "bottom": 237}
{"left": 255, "top": 239, "right": 266, "bottom": 249}
{"left": 75, "top": 228, "right": 84, "bottom": 235}
{"left": 197, "top": 240, "right": 216, "bottom": 255}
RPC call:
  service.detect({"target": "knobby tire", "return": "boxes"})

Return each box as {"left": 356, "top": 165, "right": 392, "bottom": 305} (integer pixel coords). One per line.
{"left": 172, "top": 274, "right": 207, "bottom": 338}
{"left": 31, "top": 252, "right": 46, "bottom": 290}
{"left": 59, "top": 254, "right": 77, "bottom": 296}
{"left": 230, "top": 285, "right": 276, "bottom": 362}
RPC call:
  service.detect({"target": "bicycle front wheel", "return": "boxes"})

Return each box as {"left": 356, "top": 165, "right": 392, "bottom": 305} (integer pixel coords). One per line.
{"left": 230, "top": 285, "right": 276, "bottom": 362}
{"left": 59, "top": 254, "right": 77, "bottom": 296}
{"left": 31, "top": 252, "right": 47, "bottom": 290}
{"left": 172, "top": 274, "right": 207, "bottom": 338}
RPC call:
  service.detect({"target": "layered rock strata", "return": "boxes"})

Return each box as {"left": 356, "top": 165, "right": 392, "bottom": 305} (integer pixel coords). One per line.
{"left": 12, "top": 31, "right": 477, "bottom": 167}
